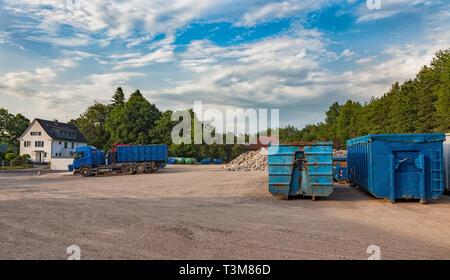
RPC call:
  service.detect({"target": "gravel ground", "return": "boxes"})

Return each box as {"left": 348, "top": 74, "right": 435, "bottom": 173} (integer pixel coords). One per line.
{"left": 0, "top": 165, "right": 449, "bottom": 260}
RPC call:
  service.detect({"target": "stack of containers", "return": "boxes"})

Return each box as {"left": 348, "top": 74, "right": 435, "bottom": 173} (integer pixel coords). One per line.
{"left": 347, "top": 133, "right": 445, "bottom": 203}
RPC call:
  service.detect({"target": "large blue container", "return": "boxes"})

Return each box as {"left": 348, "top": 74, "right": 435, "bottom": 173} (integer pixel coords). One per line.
{"left": 201, "top": 159, "right": 211, "bottom": 165}
{"left": 268, "top": 143, "right": 333, "bottom": 200}
{"left": 444, "top": 133, "right": 449, "bottom": 192}
{"left": 167, "top": 158, "right": 177, "bottom": 165}
{"left": 347, "top": 133, "right": 445, "bottom": 203}
{"left": 116, "top": 145, "right": 168, "bottom": 163}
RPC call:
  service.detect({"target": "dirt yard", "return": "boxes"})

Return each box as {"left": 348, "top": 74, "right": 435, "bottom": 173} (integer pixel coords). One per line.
{"left": 0, "top": 165, "right": 449, "bottom": 260}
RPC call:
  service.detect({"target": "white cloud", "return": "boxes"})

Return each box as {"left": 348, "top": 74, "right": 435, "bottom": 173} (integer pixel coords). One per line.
{"left": 0, "top": 68, "right": 57, "bottom": 97}
{"left": 236, "top": 0, "right": 339, "bottom": 26}
{"left": 2, "top": 0, "right": 344, "bottom": 47}
{"left": 0, "top": 67, "right": 144, "bottom": 121}
{"left": 355, "top": 0, "right": 439, "bottom": 23}
{"left": 148, "top": 28, "right": 337, "bottom": 111}
{"left": 0, "top": 31, "right": 25, "bottom": 49}
{"left": 356, "top": 56, "right": 375, "bottom": 64}
{"left": 3, "top": 0, "right": 224, "bottom": 45}
{"left": 111, "top": 35, "right": 176, "bottom": 69}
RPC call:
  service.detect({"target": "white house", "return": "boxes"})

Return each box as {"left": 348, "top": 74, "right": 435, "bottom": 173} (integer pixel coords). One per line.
{"left": 19, "top": 119, "right": 88, "bottom": 164}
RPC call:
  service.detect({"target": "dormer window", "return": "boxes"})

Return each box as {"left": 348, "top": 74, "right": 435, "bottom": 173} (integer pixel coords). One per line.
{"left": 30, "top": 132, "right": 41, "bottom": 136}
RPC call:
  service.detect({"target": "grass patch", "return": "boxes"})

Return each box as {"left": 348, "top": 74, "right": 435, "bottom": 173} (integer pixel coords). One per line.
{"left": 0, "top": 165, "right": 34, "bottom": 170}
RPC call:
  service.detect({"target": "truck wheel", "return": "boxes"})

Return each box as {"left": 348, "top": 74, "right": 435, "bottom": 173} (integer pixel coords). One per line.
{"left": 136, "top": 164, "right": 147, "bottom": 173}
{"left": 122, "top": 165, "right": 135, "bottom": 175}
{"left": 80, "top": 167, "right": 92, "bottom": 177}
{"left": 150, "top": 161, "right": 158, "bottom": 173}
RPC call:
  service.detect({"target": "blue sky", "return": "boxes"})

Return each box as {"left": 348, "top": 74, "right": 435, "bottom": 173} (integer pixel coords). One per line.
{"left": 0, "top": 0, "right": 449, "bottom": 129}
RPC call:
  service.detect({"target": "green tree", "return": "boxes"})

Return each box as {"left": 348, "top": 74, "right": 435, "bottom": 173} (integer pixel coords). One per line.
{"left": 149, "top": 110, "right": 178, "bottom": 145}
{"left": 5, "top": 113, "right": 29, "bottom": 148}
{"left": 0, "top": 108, "right": 11, "bottom": 141}
{"left": 324, "top": 102, "right": 341, "bottom": 145}
{"left": 336, "top": 100, "right": 362, "bottom": 146}
{"left": 70, "top": 102, "right": 111, "bottom": 150}
{"left": 105, "top": 89, "right": 161, "bottom": 144}
{"left": 111, "top": 87, "right": 125, "bottom": 109}
{"left": 0, "top": 108, "right": 30, "bottom": 149}
{"left": 430, "top": 49, "right": 450, "bottom": 131}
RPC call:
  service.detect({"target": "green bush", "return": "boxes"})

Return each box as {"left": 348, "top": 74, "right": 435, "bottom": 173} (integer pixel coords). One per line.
{"left": 21, "top": 154, "right": 31, "bottom": 160}
{"left": 5, "top": 153, "right": 18, "bottom": 161}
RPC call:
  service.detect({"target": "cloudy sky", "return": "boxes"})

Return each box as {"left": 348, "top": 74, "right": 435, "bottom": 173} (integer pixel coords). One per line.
{"left": 0, "top": 0, "right": 449, "bottom": 128}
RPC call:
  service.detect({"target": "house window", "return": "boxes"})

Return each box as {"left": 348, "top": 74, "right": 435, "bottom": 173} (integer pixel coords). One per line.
{"left": 64, "top": 142, "right": 68, "bottom": 148}
{"left": 35, "top": 141, "right": 44, "bottom": 147}
{"left": 24, "top": 141, "right": 31, "bottom": 147}
{"left": 59, "top": 141, "right": 62, "bottom": 145}
{"left": 71, "top": 142, "right": 74, "bottom": 149}
{"left": 31, "top": 132, "right": 42, "bottom": 136}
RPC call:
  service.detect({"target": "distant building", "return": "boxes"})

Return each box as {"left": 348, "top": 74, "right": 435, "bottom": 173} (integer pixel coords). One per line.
{"left": 243, "top": 136, "right": 279, "bottom": 151}
{"left": 19, "top": 119, "right": 88, "bottom": 164}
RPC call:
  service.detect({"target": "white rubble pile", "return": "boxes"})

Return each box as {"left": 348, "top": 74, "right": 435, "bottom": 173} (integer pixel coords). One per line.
{"left": 333, "top": 150, "right": 347, "bottom": 158}
{"left": 225, "top": 148, "right": 269, "bottom": 171}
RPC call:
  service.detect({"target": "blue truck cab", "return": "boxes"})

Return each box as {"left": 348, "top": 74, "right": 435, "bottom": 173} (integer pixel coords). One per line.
{"left": 73, "top": 146, "right": 105, "bottom": 168}
{"left": 68, "top": 146, "right": 105, "bottom": 174}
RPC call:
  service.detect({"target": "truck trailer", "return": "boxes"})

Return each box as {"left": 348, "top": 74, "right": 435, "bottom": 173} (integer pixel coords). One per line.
{"left": 69, "top": 144, "right": 168, "bottom": 177}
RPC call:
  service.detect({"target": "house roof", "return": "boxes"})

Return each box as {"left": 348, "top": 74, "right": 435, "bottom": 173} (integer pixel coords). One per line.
{"left": 34, "top": 119, "right": 88, "bottom": 143}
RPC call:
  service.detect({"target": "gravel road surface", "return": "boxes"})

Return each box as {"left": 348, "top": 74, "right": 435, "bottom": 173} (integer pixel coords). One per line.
{"left": 0, "top": 165, "right": 449, "bottom": 260}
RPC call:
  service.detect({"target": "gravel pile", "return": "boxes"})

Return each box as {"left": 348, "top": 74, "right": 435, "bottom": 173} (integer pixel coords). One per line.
{"left": 225, "top": 148, "right": 269, "bottom": 171}
{"left": 225, "top": 148, "right": 347, "bottom": 171}
{"left": 333, "top": 150, "right": 347, "bottom": 158}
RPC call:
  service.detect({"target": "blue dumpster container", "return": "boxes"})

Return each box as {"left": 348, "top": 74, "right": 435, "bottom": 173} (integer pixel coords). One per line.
{"left": 444, "top": 133, "right": 449, "bottom": 193}
{"left": 268, "top": 142, "right": 333, "bottom": 200}
{"left": 347, "top": 133, "right": 446, "bottom": 203}
{"left": 332, "top": 158, "right": 347, "bottom": 182}
{"left": 212, "top": 159, "right": 223, "bottom": 164}
{"left": 201, "top": 158, "right": 211, "bottom": 165}
{"left": 336, "top": 163, "right": 348, "bottom": 181}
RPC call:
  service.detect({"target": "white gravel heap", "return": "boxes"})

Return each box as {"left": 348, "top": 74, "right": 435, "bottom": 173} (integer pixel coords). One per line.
{"left": 225, "top": 148, "right": 269, "bottom": 171}
{"left": 333, "top": 150, "right": 347, "bottom": 158}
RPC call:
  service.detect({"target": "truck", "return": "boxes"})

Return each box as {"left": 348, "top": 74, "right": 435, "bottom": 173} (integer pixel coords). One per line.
{"left": 69, "top": 144, "right": 168, "bottom": 177}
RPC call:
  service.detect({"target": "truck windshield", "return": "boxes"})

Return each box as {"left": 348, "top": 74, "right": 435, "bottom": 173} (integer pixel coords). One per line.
{"left": 74, "top": 152, "right": 84, "bottom": 160}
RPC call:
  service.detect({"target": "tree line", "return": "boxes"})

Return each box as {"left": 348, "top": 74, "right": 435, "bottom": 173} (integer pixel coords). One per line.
{"left": 68, "top": 88, "right": 246, "bottom": 160}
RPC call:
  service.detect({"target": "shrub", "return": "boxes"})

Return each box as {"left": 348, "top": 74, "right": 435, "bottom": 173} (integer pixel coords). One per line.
{"left": 5, "top": 153, "right": 18, "bottom": 161}
{"left": 21, "top": 154, "right": 31, "bottom": 160}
